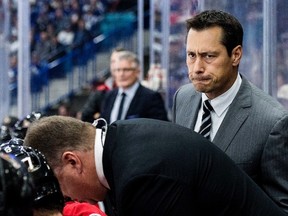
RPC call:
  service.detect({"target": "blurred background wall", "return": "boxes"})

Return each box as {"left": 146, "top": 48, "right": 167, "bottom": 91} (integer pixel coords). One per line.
{"left": 1, "top": 0, "right": 287, "bottom": 123}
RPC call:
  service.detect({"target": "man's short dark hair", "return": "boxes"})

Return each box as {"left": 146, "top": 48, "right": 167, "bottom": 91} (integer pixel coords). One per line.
{"left": 186, "top": 10, "right": 243, "bottom": 56}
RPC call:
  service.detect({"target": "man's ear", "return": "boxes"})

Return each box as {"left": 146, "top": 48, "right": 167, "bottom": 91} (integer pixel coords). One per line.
{"left": 232, "top": 45, "right": 242, "bottom": 66}
{"left": 61, "top": 151, "right": 82, "bottom": 173}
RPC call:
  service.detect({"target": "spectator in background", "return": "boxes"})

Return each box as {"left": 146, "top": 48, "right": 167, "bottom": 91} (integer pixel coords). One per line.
{"left": 34, "top": 30, "right": 52, "bottom": 62}
{"left": 0, "top": 115, "right": 18, "bottom": 144}
{"left": 80, "top": 47, "right": 125, "bottom": 123}
{"left": 172, "top": 10, "right": 288, "bottom": 212}
{"left": 142, "top": 63, "right": 166, "bottom": 92}
{"left": 277, "top": 84, "right": 288, "bottom": 109}
{"left": 82, "top": 6, "right": 102, "bottom": 35}
{"left": 101, "top": 50, "right": 168, "bottom": 123}
{"left": 9, "top": 34, "right": 18, "bottom": 54}
{"left": 88, "top": 0, "right": 106, "bottom": 16}
{"left": 57, "top": 23, "right": 75, "bottom": 48}
{"left": 53, "top": 7, "right": 70, "bottom": 35}
{"left": 8, "top": 54, "right": 18, "bottom": 105}
{"left": 57, "top": 102, "right": 73, "bottom": 117}
{"left": 47, "top": 35, "right": 66, "bottom": 62}
{"left": 30, "top": 52, "right": 49, "bottom": 111}
{"left": 73, "top": 18, "right": 92, "bottom": 48}
{"left": 69, "top": 0, "right": 82, "bottom": 20}
{"left": 7, "top": 0, "right": 138, "bottom": 112}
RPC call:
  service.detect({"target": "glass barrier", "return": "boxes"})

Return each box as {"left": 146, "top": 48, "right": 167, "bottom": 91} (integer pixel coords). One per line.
{"left": 150, "top": 0, "right": 288, "bottom": 113}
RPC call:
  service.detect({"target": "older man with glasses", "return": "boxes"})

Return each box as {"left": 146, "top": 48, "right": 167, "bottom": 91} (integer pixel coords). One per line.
{"left": 100, "top": 50, "right": 168, "bottom": 123}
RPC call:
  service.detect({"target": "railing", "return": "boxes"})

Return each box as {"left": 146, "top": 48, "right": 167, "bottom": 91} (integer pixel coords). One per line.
{"left": 29, "top": 12, "right": 137, "bottom": 114}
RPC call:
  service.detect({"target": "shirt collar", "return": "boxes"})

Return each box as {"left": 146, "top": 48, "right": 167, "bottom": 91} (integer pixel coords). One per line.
{"left": 93, "top": 119, "right": 110, "bottom": 189}
{"left": 118, "top": 81, "right": 139, "bottom": 98}
{"left": 202, "top": 73, "right": 242, "bottom": 117}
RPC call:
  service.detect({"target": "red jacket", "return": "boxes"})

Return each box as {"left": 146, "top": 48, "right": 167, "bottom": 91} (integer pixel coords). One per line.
{"left": 63, "top": 201, "right": 107, "bottom": 216}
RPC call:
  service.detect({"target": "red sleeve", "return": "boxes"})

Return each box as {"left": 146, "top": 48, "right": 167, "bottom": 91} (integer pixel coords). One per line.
{"left": 63, "top": 201, "right": 107, "bottom": 216}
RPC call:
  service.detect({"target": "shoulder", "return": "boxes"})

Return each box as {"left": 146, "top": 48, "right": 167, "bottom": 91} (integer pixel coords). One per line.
{"left": 174, "top": 83, "right": 198, "bottom": 102}
{"left": 88, "top": 90, "right": 106, "bottom": 100}
{"left": 241, "top": 77, "right": 288, "bottom": 117}
{"left": 105, "top": 89, "right": 118, "bottom": 98}
{"left": 137, "top": 84, "right": 162, "bottom": 96}
{"left": 176, "top": 83, "right": 196, "bottom": 96}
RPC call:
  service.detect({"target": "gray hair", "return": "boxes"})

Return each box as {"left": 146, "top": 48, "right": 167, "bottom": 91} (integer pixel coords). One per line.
{"left": 117, "top": 51, "right": 140, "bottom": 66}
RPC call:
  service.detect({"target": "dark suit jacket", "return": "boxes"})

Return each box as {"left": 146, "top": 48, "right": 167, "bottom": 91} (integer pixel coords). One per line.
{"left": 102, "top": 118, "right": 285, "bottom": 216}
{"left": 81, "top": 90, "right": 107, "bottom": 123}
{"left": 100, "top": 84, "right": 168, "bottom": 123}
{"left": 172, "top": 75, "right": 288, "bottom": 212}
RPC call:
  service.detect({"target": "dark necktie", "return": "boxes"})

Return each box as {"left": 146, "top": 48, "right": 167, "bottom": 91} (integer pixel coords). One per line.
{"left": 199, "top": 100, "right": 213, "bottom": 140}
{"left": 117, "top": 92, "right": 126, "bottom": 120}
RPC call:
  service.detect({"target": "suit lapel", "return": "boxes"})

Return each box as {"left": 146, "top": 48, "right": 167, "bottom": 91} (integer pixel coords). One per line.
{"left": 175, "top": 85, "right": 201, "bottom": 129}
{"left": 188, "top": 93, "right": 201, "bottom": 129}
{"left": 213, "top": 77, "right": 252, "bottom": 151}
{"left": 126, "top": 85, "right": 142, "bottom": 116}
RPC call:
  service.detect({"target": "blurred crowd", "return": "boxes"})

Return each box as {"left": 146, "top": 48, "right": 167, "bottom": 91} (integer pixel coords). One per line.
{"left": 7, "top": 0, "right": 129, "bottom": 105}
{"left": 10, "top": 0, "right": 121, "bottom": 56}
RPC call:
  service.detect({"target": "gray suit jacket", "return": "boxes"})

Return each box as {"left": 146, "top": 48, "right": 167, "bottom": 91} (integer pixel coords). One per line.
{"left": 172, "top": 76, "right": 288, "bottom": 213}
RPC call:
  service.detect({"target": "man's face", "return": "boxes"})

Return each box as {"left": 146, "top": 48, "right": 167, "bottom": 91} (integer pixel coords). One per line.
{"left": 53, "top": 151, "right": 106, "bottom": 205}
{"left": 113, "top": 59, "right": 140, "bottom": 89}
{"left": 186, "top": 26, "right": 241, "bottom": 99}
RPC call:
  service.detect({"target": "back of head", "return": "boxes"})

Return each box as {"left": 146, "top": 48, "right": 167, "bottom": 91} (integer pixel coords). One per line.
{"left": 186, "top": 9, "right": 243, "bottom": 56}
{"left": 0, "top": 152, "right": 34, "bottom": 216}
{"left": 24, "top": 115, "right": 93, "bottom": 168}
{"left": 0, "top": 138, "right": 64, "bottom": 212}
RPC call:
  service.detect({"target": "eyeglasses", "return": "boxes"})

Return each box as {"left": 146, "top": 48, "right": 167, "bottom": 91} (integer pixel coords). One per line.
{"left": 113, "top": 68, "right": 136, "bottom": 73}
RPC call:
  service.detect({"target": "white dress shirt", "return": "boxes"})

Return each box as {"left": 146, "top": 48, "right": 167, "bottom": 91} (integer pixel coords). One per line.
{"left": 110, "top": 82, "right": 140, "bottom": 123}
{"left": 94, "top": 126, "right": 110, "bottom": 189}
{"left": 194, "top": 73, "right": 242, "bottom": 141}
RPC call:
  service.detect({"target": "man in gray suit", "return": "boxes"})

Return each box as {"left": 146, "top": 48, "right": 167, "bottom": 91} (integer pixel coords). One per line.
{"left": 172, "top": 10, "right": 288, "bottom": 213}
